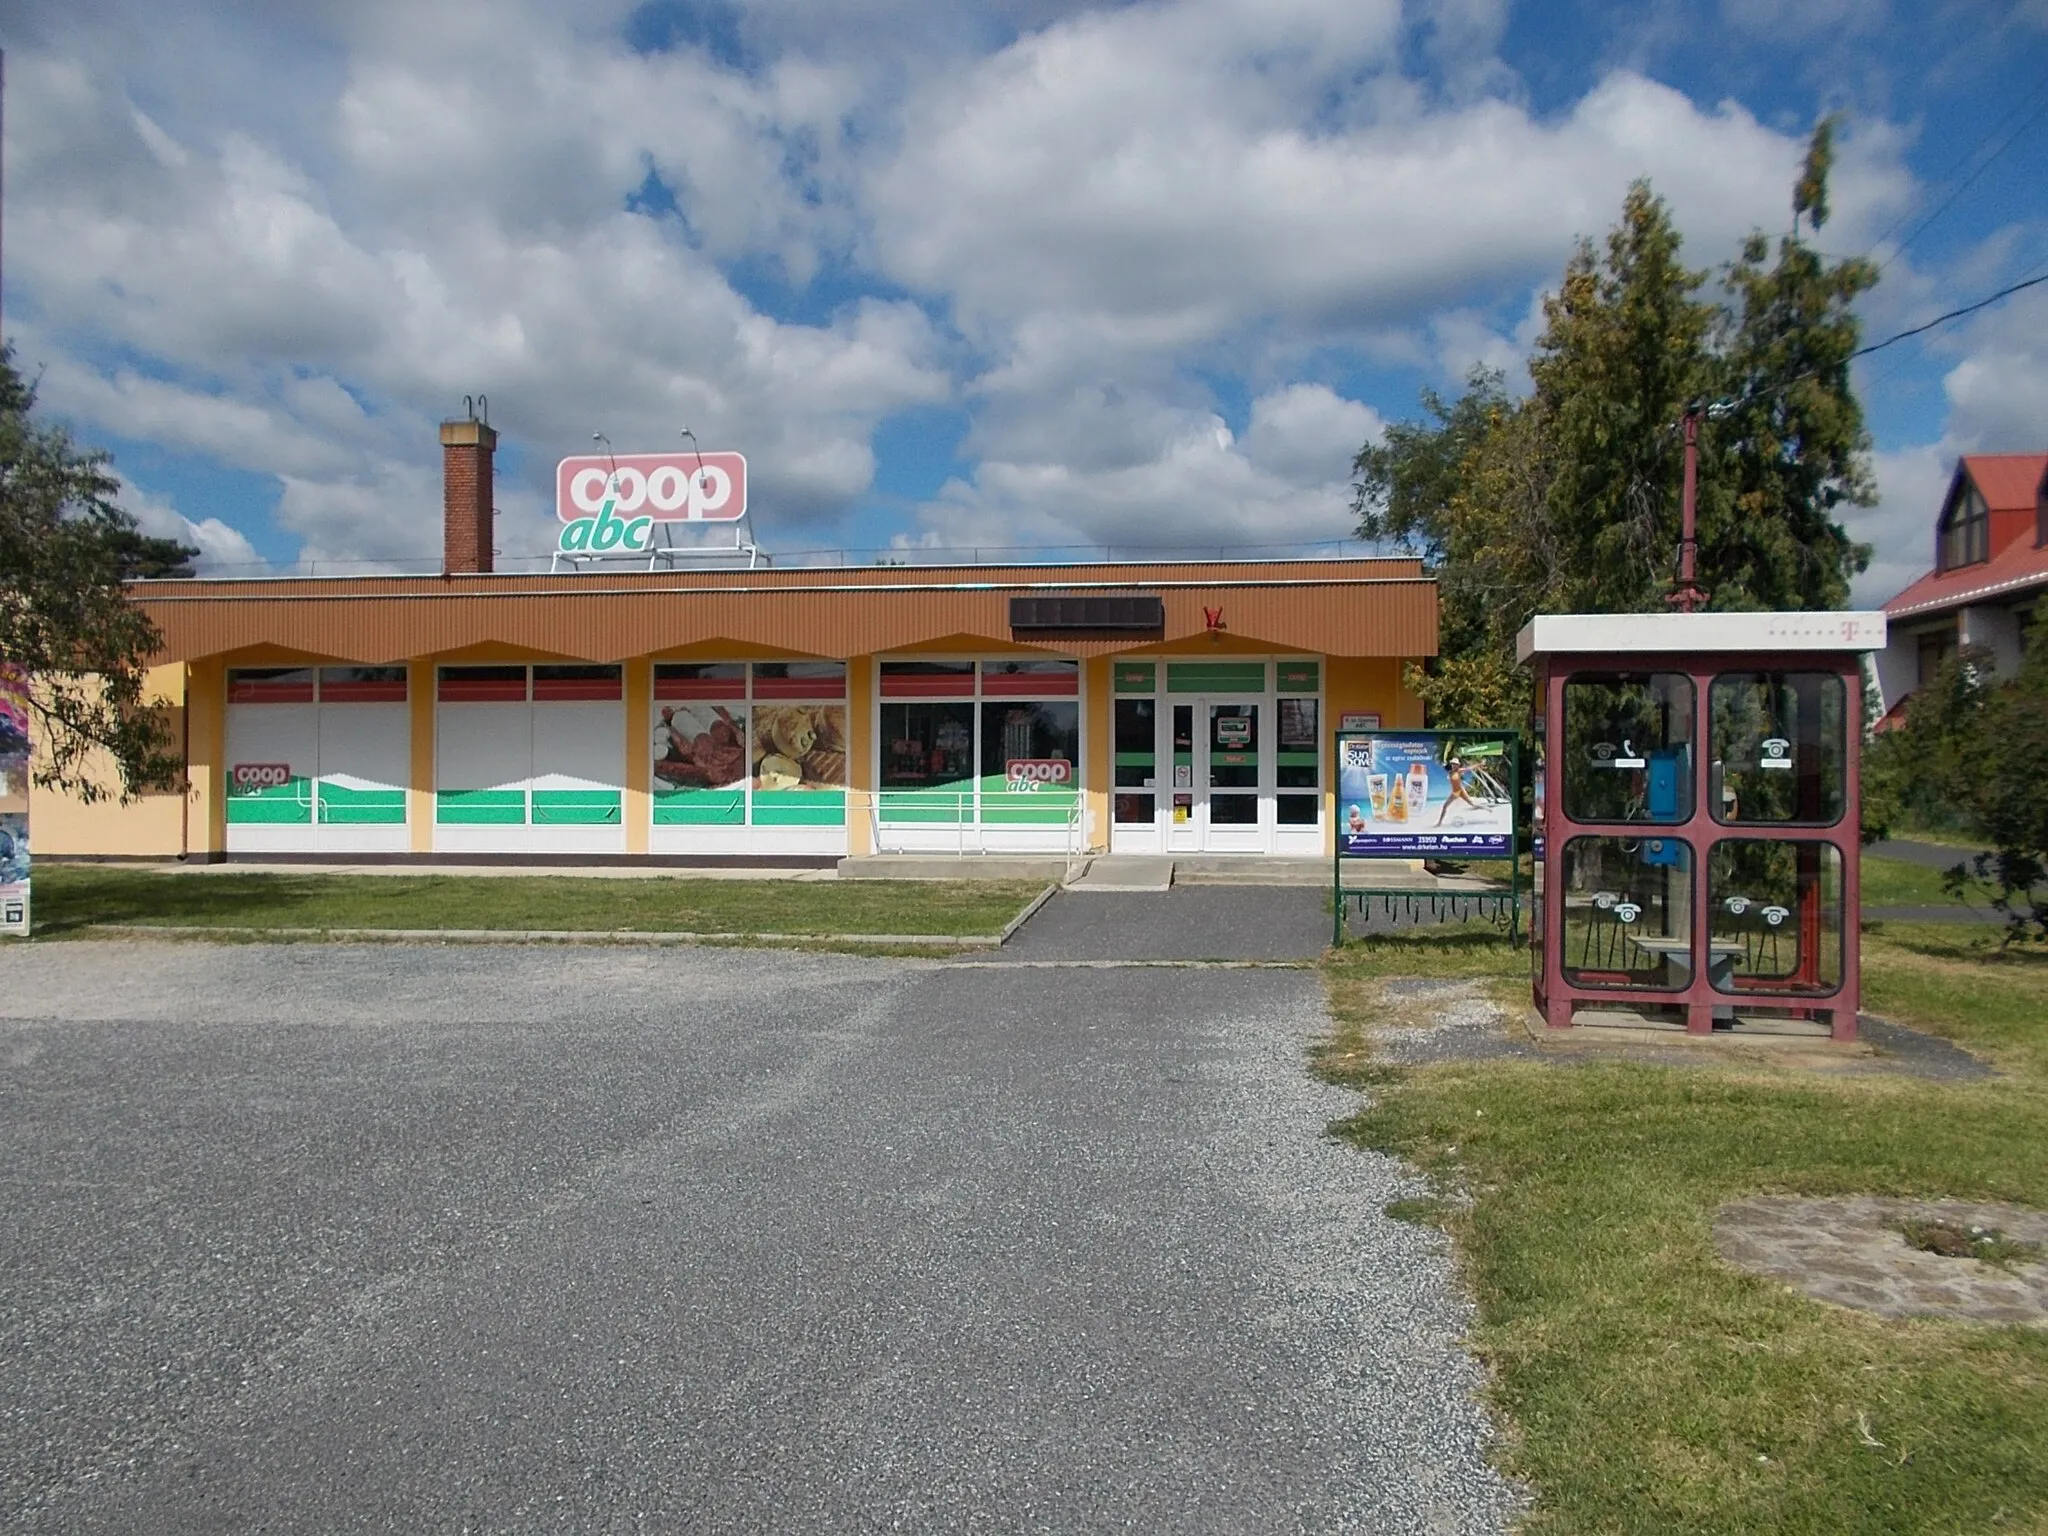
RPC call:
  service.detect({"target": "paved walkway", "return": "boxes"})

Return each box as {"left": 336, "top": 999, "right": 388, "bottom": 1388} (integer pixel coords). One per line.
{"left": 0, "top": 942, "right": 1519, "bottom": 1533}
{"left": 1865, "top": 904, "right": 2006, "bottom": 924}
{"left": 1869, "top": 839, "right": 1990, "bottom": 870}
{"left": 983, "top": 886, "right": 1335, "bottom": 962}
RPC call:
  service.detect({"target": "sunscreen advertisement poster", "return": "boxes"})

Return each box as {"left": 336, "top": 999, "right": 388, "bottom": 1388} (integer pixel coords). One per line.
{"left": 1338, "top": 733, "right": 1514, "bottom": 857}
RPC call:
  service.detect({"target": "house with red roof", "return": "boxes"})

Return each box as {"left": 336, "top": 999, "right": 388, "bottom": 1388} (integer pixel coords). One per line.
{"left": 1872, "top": 452, "right": 2048, "bottom": 722}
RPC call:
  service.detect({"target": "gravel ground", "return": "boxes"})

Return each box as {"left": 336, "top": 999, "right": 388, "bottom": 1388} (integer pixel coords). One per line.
{"left": 1360, "top": 978, "right": 1994, "bottom": 1081}
{"left": 0, "top": 941, "right": 1520, "bottom": 1534}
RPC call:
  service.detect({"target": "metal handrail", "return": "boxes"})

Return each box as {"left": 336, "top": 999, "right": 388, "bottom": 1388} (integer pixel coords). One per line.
{"left": 845, "top": 788, "right": 1085, "bottom": 856}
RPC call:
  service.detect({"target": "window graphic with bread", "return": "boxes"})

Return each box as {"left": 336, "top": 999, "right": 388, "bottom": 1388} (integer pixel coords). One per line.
{"left": 751, "top": 705, "right": 847, "bottom": 790}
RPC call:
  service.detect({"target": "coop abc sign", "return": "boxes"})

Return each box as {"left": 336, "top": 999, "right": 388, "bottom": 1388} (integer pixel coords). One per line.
{"left": 554, "top": 452, "right": 749, "bottom": 554}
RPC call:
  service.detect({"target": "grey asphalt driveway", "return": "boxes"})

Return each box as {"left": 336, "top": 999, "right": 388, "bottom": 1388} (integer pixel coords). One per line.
{"left": 988, "top": 886, "right": 1333, "bottom": 961}
{"left": 0, "top": 941, "right": 1517, "bottom": 1533}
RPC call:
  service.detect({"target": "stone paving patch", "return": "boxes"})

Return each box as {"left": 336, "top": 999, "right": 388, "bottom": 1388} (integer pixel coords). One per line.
{"left": 1714, "top": 1195, "right": 2048, "bottom": 1327}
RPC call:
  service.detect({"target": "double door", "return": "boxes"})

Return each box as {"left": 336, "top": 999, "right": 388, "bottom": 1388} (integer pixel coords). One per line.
{"left": 1167, "top": 699, "right": 1268, "bottom": 853}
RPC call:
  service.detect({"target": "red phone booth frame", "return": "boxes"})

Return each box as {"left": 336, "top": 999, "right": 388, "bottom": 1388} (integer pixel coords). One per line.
{"left": 1521, "top": 612, "right": 1887, "bottom": 1041}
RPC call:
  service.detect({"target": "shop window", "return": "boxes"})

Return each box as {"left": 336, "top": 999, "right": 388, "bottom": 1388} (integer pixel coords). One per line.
{"left": 981, "top": 700, "right": 1080, "bottom": 823}
{"left": 533, "top": 664, "right": 622, "bottom": 701}
{"left": 751, "top": 701, "right": 847, "bottom": 808}
{"left": 880, "top": 661, "right": 974, "bottom": 698}
{"left": 1562, "top": 673, "right": 1694, "bottom": 824}
{"left": 752, "top": 661, "right": 846, "bottom": 699}
{"left": 881, "top": 701, "right": 976, "bottom": 793}
{"left": 982, "top": 658, "right": 1079, "bottom": 696}
{"left": 1560, "top": 835, "right": 1694, "bottom": 990}
{"left": 227, "top": 667, "right": 316, "bottom": 703}
{"left": 1276, "top": 697, "right": 1320, "bottom": 824}
{"left": 1708, "top": 840, "right": 1842, "bottom": 996}
{"left": 653, "top": 695, "right": 748, "bottom": 817}
{"left": 1114, "top": 698, "right": 1157, "bottom": 823}
{"left": 654, "top": 662, "right": 747, "bottom": 699}
{"left": 1710, "top": 672, "right": 1844, "bottom": 826}
{"left": 317, "top": 666, "right": 407, "bottom": 702}
{"left": 438, "top": 665, "right": 528, "bottom": 702}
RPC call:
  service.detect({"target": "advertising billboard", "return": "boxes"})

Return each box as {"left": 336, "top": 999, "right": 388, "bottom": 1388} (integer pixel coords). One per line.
{"left": 1338, "top": 732, "right": 1515, "bottom": 857}
{"left": 555, "top": 451, "right": 749, "bottom": 556}
{"left": 0, "top": 665, "right": 31, "bottom": 936}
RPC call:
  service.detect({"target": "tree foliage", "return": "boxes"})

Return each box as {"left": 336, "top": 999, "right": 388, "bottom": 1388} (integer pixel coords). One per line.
{"left": 0, "top": 348, "right": 194, "bottom": 802}
{"left": 1863, "top": 636, "right": 2048, "bottom": 943}
{"left": 1353, "top": 123, "right": 1876, "bottom": 727}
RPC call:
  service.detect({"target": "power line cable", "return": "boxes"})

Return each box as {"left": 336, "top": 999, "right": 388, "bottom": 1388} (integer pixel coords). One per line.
{"left": 1691, "top": 266, "right": 2048, "bottom": 423}
{"left": 1848, "top": 267, "right": 2048, "bottom": 361}
{"left": 1865, "top": 70, "right": 2048, "bottom": 267}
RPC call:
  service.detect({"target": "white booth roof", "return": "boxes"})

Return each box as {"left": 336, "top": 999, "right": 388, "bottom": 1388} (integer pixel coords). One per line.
{"left": 1515, "top": 610, "right": 1887, "bottom": 664}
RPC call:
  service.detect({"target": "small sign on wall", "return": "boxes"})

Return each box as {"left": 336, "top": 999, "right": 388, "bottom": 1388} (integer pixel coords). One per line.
{"left": 1339, "top": 712, "right": 1381, "bottom": 731}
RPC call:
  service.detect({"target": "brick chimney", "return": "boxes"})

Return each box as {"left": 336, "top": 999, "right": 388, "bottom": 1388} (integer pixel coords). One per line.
{"left": 440, "top": 417, "right": 498, "bottom": 574}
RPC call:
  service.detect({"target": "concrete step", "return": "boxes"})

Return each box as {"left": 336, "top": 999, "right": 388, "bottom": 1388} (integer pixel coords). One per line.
{"left": 1173, "top": 856, "right": 1331, "bottom": 887}
{"left": 837, "top": 854, "right": 1086, "bottom": 883}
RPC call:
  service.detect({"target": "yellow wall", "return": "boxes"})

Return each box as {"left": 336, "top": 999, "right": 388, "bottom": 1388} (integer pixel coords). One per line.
{"left": 408, "top": 661, "right": 436, "bottom": 852}
{"left": 27, "top": 663, "right": 192, "bottom": 858}
{"left": 1322, "top": 655, "right": 1417, "bottom": 855}
{"left": 185, "top": 658, "right": 226, "bottom": 857}
{"left": 1082, "top": 655, "right": 1111, "bottom": 851}
{"left": 846, "top": 654, "right": 874, "bottom": 855}
{"left": 622, "top": 658, "right": 652, "bottom": 854}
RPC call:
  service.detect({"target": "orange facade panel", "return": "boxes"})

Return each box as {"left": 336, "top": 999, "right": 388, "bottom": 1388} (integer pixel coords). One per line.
{"left": 134, "top": 561, "right": 1437, "bottom": 664}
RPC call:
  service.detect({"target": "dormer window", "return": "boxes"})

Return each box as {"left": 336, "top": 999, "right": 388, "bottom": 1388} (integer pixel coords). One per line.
{"left": 1938, "top": 482, "right": 1989, "bottom": 571}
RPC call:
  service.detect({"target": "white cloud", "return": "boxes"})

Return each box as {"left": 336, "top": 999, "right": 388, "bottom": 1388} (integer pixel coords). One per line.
{"left": 1936, "top": 283, "right": 2048, "bottom": 451}
{"left": 117, "top": 477, "right": 268, "bottom": 576}
{"left": 1849, "top": 443, "right": 1948, "bottom": 607}
{"left": 2, "top": 20, "right": 946, "bottom": 561}
{"left": 918, "top": 382, "right": 1377, "bottom": 554}
{"left": 5, "top": 0, "right": 1942, "bottom": 572}
{"left": 874, "top": 55, "right": 1913, "bottom": 358}
{"left": 1240, "top": 385, "right": 1383, "bottom": 484}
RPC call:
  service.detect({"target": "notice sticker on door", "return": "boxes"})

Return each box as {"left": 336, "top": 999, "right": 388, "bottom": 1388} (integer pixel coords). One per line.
{"left": 1173, "top": 764, "right": 1192, "bottom": 788}
{"left": 1173, "top": 792, "right": 1192, "bottom": 822}
{"left": 1216, "top": 716, "right": 1252, "bottom": 746}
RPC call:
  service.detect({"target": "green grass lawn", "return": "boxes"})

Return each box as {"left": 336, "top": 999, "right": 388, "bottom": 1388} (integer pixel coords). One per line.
{"left": 23, "top": 866, "right": 1046, "bottom": 940}
{"left": 1859, "top": 851, "right": 2009, "bottom": 909}
{"left": 1321, "top": 922, "right": 2048, "bottom": 1534}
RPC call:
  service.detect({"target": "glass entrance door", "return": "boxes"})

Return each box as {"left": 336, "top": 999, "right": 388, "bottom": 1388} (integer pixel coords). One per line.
{"left": 1200, "top": 700, "right": 1266, "bottom": 852}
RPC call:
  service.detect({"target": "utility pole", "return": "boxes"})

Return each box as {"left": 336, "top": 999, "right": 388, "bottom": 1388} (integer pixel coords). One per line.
{"left": 1667, "top": 406, "right": 1706, "bottom": 613}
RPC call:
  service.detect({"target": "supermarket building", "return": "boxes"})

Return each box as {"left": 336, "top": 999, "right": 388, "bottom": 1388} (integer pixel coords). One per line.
{"left": 38, "top": 424, "right": 1436, "bottom": 864}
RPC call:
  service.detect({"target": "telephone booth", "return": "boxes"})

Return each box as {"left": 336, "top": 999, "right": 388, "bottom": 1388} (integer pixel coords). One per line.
{"left": 1519, "top": 612, "right": 1887, "bottom": 1040}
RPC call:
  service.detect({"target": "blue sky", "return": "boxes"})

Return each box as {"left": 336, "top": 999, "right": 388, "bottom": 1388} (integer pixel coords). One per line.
{"left": 3, "top": 0, "right": 2045, "bottom": 603}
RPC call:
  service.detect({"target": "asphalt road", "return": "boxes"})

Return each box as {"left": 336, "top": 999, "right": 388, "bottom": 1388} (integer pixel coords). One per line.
{"left": 0, "top": 941, "right": 1517, "bottom": 1533}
